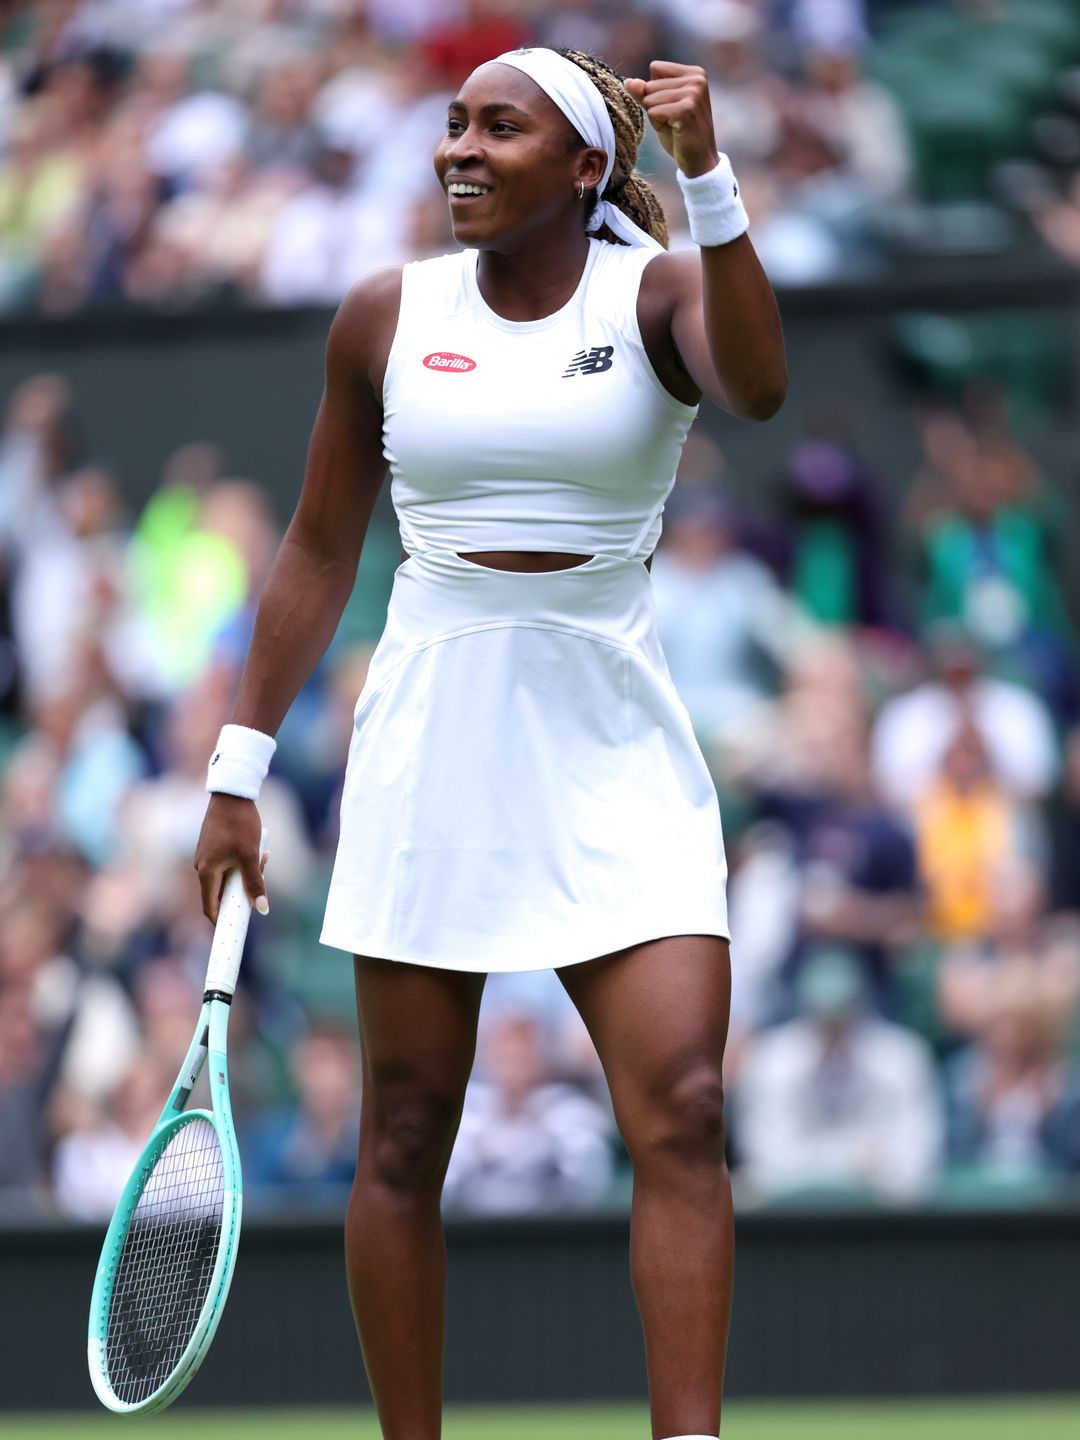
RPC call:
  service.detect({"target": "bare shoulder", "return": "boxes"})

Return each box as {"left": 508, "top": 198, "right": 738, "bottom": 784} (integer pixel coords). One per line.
{"left": 326, "top": 266, "right": 405, "bottom": 395}
{"left": 639, "top": 248, "right": 700, "bottom": 309}
{"left": 635, "top": 249, "right": 703, "bottom": 405}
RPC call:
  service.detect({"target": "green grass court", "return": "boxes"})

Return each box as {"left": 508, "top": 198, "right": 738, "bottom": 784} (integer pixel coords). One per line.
{"left": 7, "top": 1399, "right": 1080, "bottom": 1439}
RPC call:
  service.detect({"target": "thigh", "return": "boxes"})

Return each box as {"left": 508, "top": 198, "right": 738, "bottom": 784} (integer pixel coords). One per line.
{"left": 557, "top": 936, "right": 731, "bottom": 1119}
{"left": 353, "top": 955, "right": 487, "bottom": 1101}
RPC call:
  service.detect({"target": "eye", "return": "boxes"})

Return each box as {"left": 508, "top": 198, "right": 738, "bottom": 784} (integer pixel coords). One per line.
{"left": 446, "top": 118, "right": 464, "bottom": 134}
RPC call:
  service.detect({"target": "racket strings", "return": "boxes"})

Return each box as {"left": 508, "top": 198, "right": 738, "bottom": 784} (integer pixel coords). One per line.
{"left": 105, "top": 1117, "right": 226, "bottom": 1405}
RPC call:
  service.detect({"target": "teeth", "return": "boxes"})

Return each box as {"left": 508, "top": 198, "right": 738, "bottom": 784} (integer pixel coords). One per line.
{"left": 448, "top": 183, "right": 492, "bottom": 196}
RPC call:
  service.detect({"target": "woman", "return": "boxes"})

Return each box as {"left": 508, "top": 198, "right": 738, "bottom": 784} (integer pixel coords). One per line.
{"left": 196, "top": 46, "right": 785, "bottom": 1440}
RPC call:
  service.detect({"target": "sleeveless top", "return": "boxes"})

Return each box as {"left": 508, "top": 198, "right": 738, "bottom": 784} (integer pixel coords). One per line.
{"left": 382, "top": 239, "right": 699, "bottom": 562}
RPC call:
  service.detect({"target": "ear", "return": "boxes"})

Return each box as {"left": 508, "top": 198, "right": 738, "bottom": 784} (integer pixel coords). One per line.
{"left": 576, "top": 146, "right": 607, "bottom": 192}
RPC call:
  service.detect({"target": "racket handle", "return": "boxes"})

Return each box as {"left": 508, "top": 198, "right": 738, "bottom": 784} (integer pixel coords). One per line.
{"left": 204, "top": 827, "right": 269, "bottom": 997}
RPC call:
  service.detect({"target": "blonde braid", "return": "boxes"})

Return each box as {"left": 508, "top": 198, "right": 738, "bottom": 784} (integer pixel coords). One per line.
{"left": 558, "top": 48, "right": 669, "bottom": 249}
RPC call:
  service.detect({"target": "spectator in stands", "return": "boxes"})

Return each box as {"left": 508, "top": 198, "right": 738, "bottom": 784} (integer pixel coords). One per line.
{"left": 1050, "top": 726, "right": 1080, "bottom": 914}
{"left": 443, "top": 1011, "right": 614, "bottom": 1215}
{"left": 917, "top": 430, "right": 1076, "bottom": 718}
{"left": 52, "top": 1046, "right": 171, "bottom": 1220}
{"left": 945, "top": 967, "right": 1080, "bottom": 1179}
{"left": 0, "top": 97, "right": 85, "bottom": 306}
{"left": 935, "top": 859, "right": 1080, "bottom": 1050}
{"left": 1033, "top": 169, "right": 1080, "bottom": 270}
{"left": 259, "top": 115, "right": 406, "bottom": 305}
{"left": 912, "top": 720, "right": 1037, "bottom": 944}
{"left": 0, "top": 889, "right": 138, "bottom": 1111}
{"left": 780, "top": 434, "right": 900, "bottom": 630}
{"left": 767, "top": 0, "right": 869, "bottom": 55}
{"left": 245, "top": 55, "right": 323, "bottom": 182}
{"left": 245, "top": 1024, "right": 360, "bottom": 1206}
{"left": 0, "top": 983, "right": 53, "bottom": 1199}
{"left": 872, "top": 623, "right": 1059, "bottom": 809}
{"left": 736, "top": 636, "right": 922, "bottom": 1010}
{"left": 650, "top": 488, "right": 808, "bottom": 753}
{"left": 420, "top": 0, "right": 534, "bottom": 87}
{"left": 699, "top": 3, "right": 783, "bottom": 176}
{"left": 0, "top": 374, "right": 85, "bottom": 700}
{"left": 796, "top": 44, "right": 911, "bottom": 204}
{"left": 734, "top": 943, "right": 944, "bottom": 1200}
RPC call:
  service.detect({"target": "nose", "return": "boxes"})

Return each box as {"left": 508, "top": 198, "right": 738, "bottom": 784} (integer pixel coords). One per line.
{"left": 442, "top": 123, "right": 484, "bottom": 168}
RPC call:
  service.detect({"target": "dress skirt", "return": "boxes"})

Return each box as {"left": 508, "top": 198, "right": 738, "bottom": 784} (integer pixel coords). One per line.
{"left": 320, "top": 548, "right": 729, "bottom": 972}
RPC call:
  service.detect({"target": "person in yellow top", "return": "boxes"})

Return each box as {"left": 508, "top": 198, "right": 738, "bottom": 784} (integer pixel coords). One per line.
{"left": 914, "top": 720, "right": 1017, "bottom": 942}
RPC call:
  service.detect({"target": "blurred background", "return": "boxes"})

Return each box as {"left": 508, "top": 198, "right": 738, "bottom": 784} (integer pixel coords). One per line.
{"left": 2, "top": 0, "right": 1080, "bottom": 1425}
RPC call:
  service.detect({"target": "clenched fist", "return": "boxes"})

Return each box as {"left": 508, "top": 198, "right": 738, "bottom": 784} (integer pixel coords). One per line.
{"left": 624, "top": 62, "right": 719, "bottom": 179}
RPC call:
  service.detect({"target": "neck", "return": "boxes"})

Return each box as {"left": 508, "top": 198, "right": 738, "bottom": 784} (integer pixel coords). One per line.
{"left": 474, "top": 229, "right": 592, "bottom": 322}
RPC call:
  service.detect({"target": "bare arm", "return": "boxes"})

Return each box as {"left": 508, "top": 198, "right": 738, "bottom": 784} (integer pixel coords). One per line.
{"left": 627, "top": 62, "right": 787, "bottom": 421}
{"left": 195, "top": 267, "right": 402, "bottom": 920}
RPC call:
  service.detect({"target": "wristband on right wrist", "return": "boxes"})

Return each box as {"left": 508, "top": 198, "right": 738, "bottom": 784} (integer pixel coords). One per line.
{"left": 206, "top": 724, "right": 276, "bottom": 801}
{"left": 677, "top": 155, "right": 750, "bottom": 248}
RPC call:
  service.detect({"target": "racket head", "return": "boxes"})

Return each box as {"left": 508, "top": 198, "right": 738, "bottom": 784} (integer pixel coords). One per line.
{"left": 88, "top": 1105, "right": 241, "bottom": 1414}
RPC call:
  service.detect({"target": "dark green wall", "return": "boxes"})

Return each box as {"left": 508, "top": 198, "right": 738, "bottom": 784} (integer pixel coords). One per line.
{"left": 4, "top": 1207, "right": 1079, "bottom": 1408}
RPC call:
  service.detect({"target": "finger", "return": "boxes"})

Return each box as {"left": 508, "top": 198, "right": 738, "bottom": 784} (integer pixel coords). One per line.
{"left": 197, "top": 861, "right": 222, "bottom": 926}
{"left": 623, "top": 77, "right": 646, "bottom": 103}
{"left": 637, "top": 75, "right": 706, "bottom": 95}
{"left": 640, "top": 100, "right": 698, "bottom": 129}
{"left": 211, "top": 868, "right": 227, "bottom": 927}
{"left": 240, "top": 851, "right": 270, "bottom": 915}
{"left": 637, "top": 86, "right": 708, "bottom": 114}
{"left": 649, "top": 60, "right": 706, "bottom": 80}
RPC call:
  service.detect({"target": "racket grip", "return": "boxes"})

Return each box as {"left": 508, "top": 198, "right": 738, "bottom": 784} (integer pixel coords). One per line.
{"left": 204, "top": 827, "right": 269, "bottom": 997}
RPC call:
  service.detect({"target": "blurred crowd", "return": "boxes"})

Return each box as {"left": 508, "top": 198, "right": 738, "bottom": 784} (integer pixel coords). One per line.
{"left": 0, "top": 0, "right": 926, "bottom": 309}
{"left": 2, "top": 0, "right": 1079, "bottom": 1225}
{"left": 2, "top": 355, "right": 1080, "bottom": 1222}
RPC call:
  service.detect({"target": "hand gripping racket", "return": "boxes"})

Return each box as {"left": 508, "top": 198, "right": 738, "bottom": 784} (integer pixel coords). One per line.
{"left": 88, "top": 831, "right": 267, "bottom": 1414}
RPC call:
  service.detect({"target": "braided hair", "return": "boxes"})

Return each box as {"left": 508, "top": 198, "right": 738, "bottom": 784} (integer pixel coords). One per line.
{"left": 557, "top": 47, "right": 669, "bottom": 250}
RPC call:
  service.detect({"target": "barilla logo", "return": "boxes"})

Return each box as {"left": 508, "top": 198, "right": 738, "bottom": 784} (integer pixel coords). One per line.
{"left": 423, "top": 352, "right": 476, "bottom": 372}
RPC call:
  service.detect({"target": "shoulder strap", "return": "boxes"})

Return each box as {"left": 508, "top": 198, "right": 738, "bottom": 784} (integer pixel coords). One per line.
{"left": 407, "top": 250, "right": 473, "bottom": 320}
{"left": 585, "top": 241, "right": 657, "bottom": 342}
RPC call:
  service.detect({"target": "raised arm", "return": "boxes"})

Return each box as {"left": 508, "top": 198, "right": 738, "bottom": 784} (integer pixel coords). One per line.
{"left": 195, "top": 267, "right": 402, "bottom": 920}
{"left": 627, "top": 61, "right": 787, "bottom": 422}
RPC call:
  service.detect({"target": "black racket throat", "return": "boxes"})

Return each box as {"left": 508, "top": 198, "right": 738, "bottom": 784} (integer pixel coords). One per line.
{"left": 202, "top": 989, "right": 234, "bottom": 1006}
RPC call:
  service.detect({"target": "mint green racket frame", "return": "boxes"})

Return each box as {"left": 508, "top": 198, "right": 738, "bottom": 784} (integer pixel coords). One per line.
{"left": 88, "top": 838, "right": 265, "bottom": 1413}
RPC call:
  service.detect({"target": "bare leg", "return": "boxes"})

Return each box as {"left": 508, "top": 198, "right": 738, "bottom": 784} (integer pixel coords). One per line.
{"left": 346, "top": 956, "right": 486, "bottom": 1440}
{"left": 559, "top": 935, "right": 733, "bottom": 1438}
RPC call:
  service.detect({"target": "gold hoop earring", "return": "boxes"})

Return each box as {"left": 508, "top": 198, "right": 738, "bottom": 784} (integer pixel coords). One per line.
{"left": 577, "top": 181, "right": 585, "bottom": 201}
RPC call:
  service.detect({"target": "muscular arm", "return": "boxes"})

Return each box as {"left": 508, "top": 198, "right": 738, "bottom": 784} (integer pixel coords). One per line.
{"left": 628, "top": 61, "right": 787, "bottom": 422}
{"left": 643, "top": 243, "right": 787, "bottom": 422}
{"left": 196, "top": 267, "right": 402, "bottom": 918}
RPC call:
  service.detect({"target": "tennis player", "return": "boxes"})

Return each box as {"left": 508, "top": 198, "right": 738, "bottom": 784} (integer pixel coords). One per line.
{"left": 195, "top": 46, "right": 785, "bottom": 1440}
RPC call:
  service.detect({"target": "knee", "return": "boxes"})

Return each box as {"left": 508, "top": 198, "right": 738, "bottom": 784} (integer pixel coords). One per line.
{"left": 364, "top": 1089, "right": 460, "bottom": 1196}
{"left": 633, "top": 1063, "right": 728, "bottom": 1170}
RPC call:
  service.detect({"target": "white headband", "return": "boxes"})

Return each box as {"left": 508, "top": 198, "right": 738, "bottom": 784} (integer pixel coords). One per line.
{"left": 486, "top": 47, "right": 663, "bottom": 252}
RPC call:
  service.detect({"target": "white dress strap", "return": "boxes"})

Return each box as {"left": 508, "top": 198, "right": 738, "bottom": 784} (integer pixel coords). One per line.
{"left": 586, "top": 241, "right": 657, "bottom": 338}
{"left": 584, "top": 245, "right": 675, "bottom": 560}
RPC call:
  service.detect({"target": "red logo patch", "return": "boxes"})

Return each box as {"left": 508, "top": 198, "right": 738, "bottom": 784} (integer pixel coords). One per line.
{"left": 423, "top": 351, "right": 477, "bottom": 373}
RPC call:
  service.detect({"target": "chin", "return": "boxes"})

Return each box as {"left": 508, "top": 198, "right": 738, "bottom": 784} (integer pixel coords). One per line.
{"left": 451, "top": 219, "right": 498, "bottom": 247}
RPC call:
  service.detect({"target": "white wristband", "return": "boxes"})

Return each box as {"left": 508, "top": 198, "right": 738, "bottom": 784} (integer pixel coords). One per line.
{"left": 206, "top": 724, "right": 276, "bottom": 801}
{"left": 677, "top": 155, "right": 749, "bottom": 248}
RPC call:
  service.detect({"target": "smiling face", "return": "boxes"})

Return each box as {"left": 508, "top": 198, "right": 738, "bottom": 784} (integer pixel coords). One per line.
{"left": 433, "top": 61, "right": 607, "bottom": 251}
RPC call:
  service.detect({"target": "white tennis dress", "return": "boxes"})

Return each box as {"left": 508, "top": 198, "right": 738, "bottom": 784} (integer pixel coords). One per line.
{"left": 319, "top": 238, "right": 730, "bottom": 971}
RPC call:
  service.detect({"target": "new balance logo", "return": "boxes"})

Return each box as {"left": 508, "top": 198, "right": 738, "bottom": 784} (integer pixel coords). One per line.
{"left": 562, "top": 345, "right": 614, "bottom": 378}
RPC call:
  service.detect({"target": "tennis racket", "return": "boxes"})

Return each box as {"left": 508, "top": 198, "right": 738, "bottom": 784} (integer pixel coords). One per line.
{"left": 87, "top": 830, "right": 267, "bottom": 1414}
